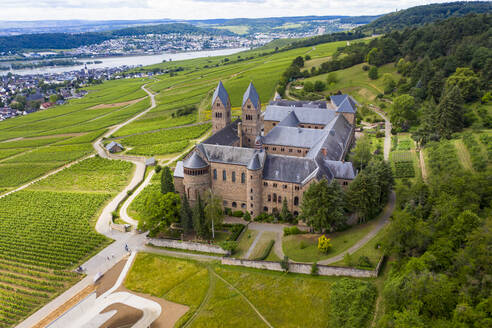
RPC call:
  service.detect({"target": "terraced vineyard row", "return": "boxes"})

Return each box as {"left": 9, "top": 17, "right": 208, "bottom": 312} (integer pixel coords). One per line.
{"left": 0, "top": 157, "right": 134, "bottom": 326}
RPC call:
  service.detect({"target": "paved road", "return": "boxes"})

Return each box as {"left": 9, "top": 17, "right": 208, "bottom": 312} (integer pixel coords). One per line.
{"left": 369, "top": 105, "right": 392, "bottom": 161}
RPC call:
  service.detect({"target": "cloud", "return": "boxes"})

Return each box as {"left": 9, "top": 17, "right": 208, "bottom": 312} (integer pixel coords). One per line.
{"left": 1, "top": 0, "right": 453, "bottom": 21}
{"left": 1, "top": 0, "right": 151, "bottom": 9}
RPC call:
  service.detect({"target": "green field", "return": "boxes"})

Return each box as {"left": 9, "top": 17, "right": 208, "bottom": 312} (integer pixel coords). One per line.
{"left": 125, "top": 253, "right": 377, "bottom": 328}
{"left": 303, "top": 62, "right": 400, "bottom": 104}
{"left": 283, "top": 214, "right": 386, "bottom": 263}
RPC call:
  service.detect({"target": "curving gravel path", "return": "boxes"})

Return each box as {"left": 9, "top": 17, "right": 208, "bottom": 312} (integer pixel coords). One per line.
{"left": 317, "top": 191, "right": 395, "bottom": 265}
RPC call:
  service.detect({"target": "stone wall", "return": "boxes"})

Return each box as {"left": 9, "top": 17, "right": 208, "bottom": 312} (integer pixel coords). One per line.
{"left": 221, "top": 256, "right": 386, "bottom": 278}
{"left": 147, "top": 238, "right": 229, "bottom": 255}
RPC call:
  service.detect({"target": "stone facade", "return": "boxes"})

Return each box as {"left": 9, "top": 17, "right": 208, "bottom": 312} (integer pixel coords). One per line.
{"left": 174, "top": 82, "right": 358, "bottom": 218}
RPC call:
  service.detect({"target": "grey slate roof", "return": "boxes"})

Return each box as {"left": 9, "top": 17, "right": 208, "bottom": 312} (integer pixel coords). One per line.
{"left": 323, "top": 160, "right": 356, "bottom": 180}
{"left": 336, "top": 98, "right": 356, "bottom": 113}
{"left": 268, "top": 100, "right": 327, "bottom": 108}
{"left": 212, "top": 81, "right": 229, "bottom": 107}
{"left": 277, "top": 111, "right": 300, "bottom": 127}
{"left": 247, "top": 152, "right": 262, "bottom": 170}
{"left": 242, "top": 82, "right": 260, "bottom": 109}
{"left": 263, "top": 155, "right": 318, "bottom": 184}
{"left": 183, "top": 152, "right": 208, "bottom": 169}
{"left": 263, "top": 126, "right": 325, "bottom": 148}
{"left": 264, "top": 105, "right": 337, "bottom": 125}
{"left": 202, "top": 119, "right": 240, "bottom": 146}
{"left": 331, "top": 94, "right": 358, "bottom": 113}
{"left": 198, "top": 143, "right": 265, "bottom": 167}
{"left": 145, "top": 157, "right": 156, "bottom": 166}
{"left": 174, "top": 161, "right": 184, "bottom": 178}
{"left": 105, "top": 141, "right": 123, "bottom": 151}
{"left": 307, "top": 114, "right": 353, "bottom": 161}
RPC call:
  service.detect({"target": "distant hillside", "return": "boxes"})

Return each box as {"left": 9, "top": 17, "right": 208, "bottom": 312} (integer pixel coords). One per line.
{"left": 357, "top": 1, "right": 492, "bottom": 34}
{"left": 0, "top": 23, "right": 232, "bottom": 52}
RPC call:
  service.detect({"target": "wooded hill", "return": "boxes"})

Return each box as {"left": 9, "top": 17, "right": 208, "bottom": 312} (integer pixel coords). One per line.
{"left": 357, "top": 1, "right": 492, "bottom": 34}
{"left": 0, "top": 23, "right": 233, "bottom": 52}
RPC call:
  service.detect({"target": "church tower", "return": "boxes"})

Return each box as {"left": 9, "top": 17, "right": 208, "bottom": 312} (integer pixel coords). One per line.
{"left": 211, "top": 81, "right": 231, "bottom": 134}
{"left": 241, "top": 82, "right": 261, "bottom": 148}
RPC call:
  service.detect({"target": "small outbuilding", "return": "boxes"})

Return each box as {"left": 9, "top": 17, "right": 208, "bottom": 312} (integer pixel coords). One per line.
{"left": 105, "top": 141, "right": 124, "bottom": 153}
{"left": 145, "top": 157, "right": 157, "bottom": 166}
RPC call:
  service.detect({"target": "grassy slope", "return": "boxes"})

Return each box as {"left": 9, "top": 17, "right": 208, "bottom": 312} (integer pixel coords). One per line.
{"left": 282, "top": 214, "right": 386, "bottom": 263}
{"left": 125, "top": 253, "right": 377, "bottom": 328}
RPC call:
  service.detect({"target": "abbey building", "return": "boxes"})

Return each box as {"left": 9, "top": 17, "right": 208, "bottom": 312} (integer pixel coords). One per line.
{"left": 174, "top": 81, "right": 358, "bottom": 217}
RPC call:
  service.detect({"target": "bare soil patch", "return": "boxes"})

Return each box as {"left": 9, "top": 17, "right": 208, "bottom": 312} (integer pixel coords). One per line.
{"left": 115, "top": 285, "right": 189, "bottom": 328}
{"left": 90, "top": 98, "right": 145, "bottom": 110}
{"left": 33, "top": 284, "right": 95, "bottom": 328}
{"left": 95, "top": 258, "right": 127, "bottom": 297}
{"left": 100, "top": 302, "right": 143, "bottom": 328}
{"left": 96, "top": 257, "right": 189, "bottom": 328}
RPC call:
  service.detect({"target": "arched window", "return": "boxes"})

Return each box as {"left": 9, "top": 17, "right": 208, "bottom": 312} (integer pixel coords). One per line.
{"left": 263, "top": 207, "right": 268, "bottom": 212}
{"left": 273, "top": 193, "right": 277, "bottom": 202}
{"left": 232, "top": 171, "right": 236, "bottom": 182}
{"left": 268, "top": 194, "right": 271, "bottom": 202}
{"left": 232, "top": 202, "right": 237, "bottom": 208}
{"left": 294, "top": 196, "right": 299, "bottom": 206}
{"left": 278, "top": 195, "right": 282, "bottom": 203}
{"left": 293, "top": 211, "right": 299, "bottom": 217}
{"left": 222, "top": 170, "right": 226, "bottom": 181}
{"left": 213, "top": 169, "right": 217, "bottom": 180}
{"left": 241, "top": 173, "right": 245, "bottom": 183}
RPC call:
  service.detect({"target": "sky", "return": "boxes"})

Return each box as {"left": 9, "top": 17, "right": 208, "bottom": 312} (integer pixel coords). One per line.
{"left": 1, "top": 0, "right": 455, "bottom": 21}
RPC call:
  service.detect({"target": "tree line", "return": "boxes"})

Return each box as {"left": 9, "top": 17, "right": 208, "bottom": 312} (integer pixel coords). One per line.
{"left": 301, "top": 158, "right": 394, "bottom": 232}
{"left": 379, "top": 141, "right": 491, "bottom": 327}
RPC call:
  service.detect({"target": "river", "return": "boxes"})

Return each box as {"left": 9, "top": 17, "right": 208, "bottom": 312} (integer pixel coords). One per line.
{"left": 1, "top": 47, "right": 249, "bottom": 76}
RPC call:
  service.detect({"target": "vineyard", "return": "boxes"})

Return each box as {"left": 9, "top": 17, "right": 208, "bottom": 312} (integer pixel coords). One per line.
{"left": 30, "top": 157, "right": 134, "bottom": 193}
{"left": 390, "top": 150, "right": 416, "bottom": 178}
{"left": 0, "top": 190, "right": 111, "bottom": 326}
{"left": 126, "top": 140, "right": 190, "bottom": 156}
{"left": 116, "top": 123, "right": 211, "bottom": 156}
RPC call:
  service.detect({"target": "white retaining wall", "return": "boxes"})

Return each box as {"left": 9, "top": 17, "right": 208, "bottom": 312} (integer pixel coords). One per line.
{"left": 147, "top": 238, "right": 229, "bottom": 255}
{"left": 221, "top": 256, "right": 385, "bottom": 278}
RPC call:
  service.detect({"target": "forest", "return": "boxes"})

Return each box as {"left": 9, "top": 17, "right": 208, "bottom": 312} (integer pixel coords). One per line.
{"left": 357, "top": 1, "right": 491, "bottom": 34}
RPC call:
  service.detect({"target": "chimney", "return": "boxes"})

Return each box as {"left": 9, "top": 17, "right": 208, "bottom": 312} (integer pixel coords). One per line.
{"left": 321, "top": 147, "right": 327, "bottom": 157}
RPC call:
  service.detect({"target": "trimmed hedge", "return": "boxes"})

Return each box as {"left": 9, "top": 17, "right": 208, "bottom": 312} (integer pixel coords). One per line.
{"left": 226, "top": 224, "right": 245, "bottom": 241}
{"left": 255, "top": 240, "right": 275, "bottom": 261}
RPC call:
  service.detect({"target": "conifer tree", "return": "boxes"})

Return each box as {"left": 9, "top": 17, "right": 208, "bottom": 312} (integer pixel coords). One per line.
{"left": 280, "top": 198, "right": 293, "bottom": 223}
{"left": 192, "top": 195, "right": 208, "bottom": 239}
{"left": 161, "top": 166, "right": 175, "bottom": 194}
{"left": 436, "top": 86, "right": 464, "bottom": 139}
{"left": 180, "top": 194, "right": 193, "bottom": 234}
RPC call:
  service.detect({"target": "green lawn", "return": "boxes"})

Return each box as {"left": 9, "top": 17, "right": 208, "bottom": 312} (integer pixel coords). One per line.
{"left": 283, "top": 215, "right": 386, "bottom": 263}
{"left": 248, "top": 231, "right": 277, "bottom": 260}
{"left": 303, "top": 62, "right": 401, "bottom": 104}
{"left": 332, "top": 225, "right": 388, "bottom": 268}
{"left": 233, "top": 228, "right": 259, "bottom": 258}
{"left": 125, "top": 252, "right": 378, "bottom": 328}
